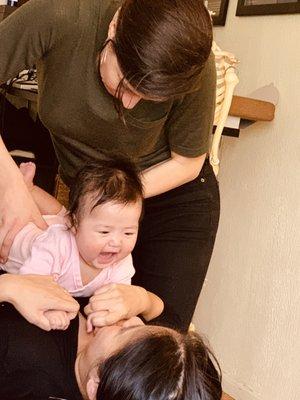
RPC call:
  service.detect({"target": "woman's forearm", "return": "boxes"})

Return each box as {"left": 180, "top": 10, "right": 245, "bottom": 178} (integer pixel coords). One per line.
{"left": 140, "top": 290, "right": 164, "bottom": 321}
{"left": 0, "top": 273, "right": 13, "bottom": 303}
{"left": 141, "top": 152, "right": 206, "bottom": 198}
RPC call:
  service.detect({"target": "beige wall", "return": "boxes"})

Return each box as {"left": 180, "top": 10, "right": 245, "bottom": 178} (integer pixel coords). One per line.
{"left": 193, "top": 2, "right": 300, "bottom": 400}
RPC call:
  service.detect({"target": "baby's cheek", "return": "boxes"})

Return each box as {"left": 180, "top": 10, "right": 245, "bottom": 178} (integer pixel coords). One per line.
{"left": 78, "top": 238, "right": 97, "bottom": 255}
{"left": 128, "top": 238, "right": 138, "bottom": 252}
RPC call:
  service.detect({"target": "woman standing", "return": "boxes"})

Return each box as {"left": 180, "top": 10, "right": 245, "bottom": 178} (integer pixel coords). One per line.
{"left": 0, "top": 0, "right": 219, "bottom": 331}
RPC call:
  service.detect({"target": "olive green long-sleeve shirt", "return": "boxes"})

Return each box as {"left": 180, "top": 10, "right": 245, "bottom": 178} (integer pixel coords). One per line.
{"left": 0, "top": 0, "right": 216, "bottom": 186}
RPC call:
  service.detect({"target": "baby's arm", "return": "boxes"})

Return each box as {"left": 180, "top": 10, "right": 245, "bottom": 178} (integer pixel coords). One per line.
{"left": 19, "top": 162, "right": 63, "bottom": 215}
{"left": 44, "top": 310, "right": 71, "bottom": 330}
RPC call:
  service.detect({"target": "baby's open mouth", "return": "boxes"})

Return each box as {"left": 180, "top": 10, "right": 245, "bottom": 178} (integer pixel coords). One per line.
{"left": 97, "top": 252, "right": 117, "bottom": 264}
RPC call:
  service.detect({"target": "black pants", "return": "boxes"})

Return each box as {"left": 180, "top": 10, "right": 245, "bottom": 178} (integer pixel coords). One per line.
{"left": 132, "top": 160, "right": 220, "bottom": 331}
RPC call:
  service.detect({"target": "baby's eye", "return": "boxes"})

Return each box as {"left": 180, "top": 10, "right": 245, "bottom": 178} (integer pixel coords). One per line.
{"left": 99, "top": 231, "right": 109, "bottom": 235}
{"left": 124, "top": 232, "right": 136, "bottom": 236}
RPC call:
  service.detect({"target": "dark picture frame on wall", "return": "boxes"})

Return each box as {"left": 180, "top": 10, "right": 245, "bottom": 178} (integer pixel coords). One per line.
{"left": 236, "top": 0, "right": 300, "bottom": 16}
{"left": 207, "top": 0, "right": 230, "bottom": 25}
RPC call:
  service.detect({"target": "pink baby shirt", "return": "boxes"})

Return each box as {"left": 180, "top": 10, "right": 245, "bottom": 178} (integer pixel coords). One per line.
{"left": 0, "top": 212, "right": 135, "bottom": 297}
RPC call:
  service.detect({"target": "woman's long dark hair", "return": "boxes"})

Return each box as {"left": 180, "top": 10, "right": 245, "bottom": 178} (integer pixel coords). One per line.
{"left": 114, "top": 0, "right": 213, "bottom": 100}
{"left": 96, "top": 330, "right": 222, "bottom": 400}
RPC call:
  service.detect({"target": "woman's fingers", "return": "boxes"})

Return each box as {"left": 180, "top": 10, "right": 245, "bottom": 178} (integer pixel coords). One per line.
{"left": 86, "top": 285, "right": 121, "bottom": 313}
{"left": 93, "top": 283, "right": 117, "bottom": 295}
{"left": 84, "top": 287, "right": 111, "bottom": 314}
{"left": 85, "top": 297, "right": 126, "bottom": 330}
{"left": 85, "top": 298, "right": 128, "bottom": 329}
{"left": 50, "top": 296, "right": 79, "bottom": 315}
{"left": 35, "top": 313, "right": 52, "bottom": 331}
{"left": 89, "top": 284, "right": 130, "bottom": 308}
{"left": 86, "top": 317, "right": 93, "bottom": 333}
{"left": 24, "top": 309, "right": 52, "bottom": 331}
{"left": 3, "top": 275, "right": 80, "bottom": 330}
{"left": 86, "top": 310, "right": 108, "bottom": 332}
{"left": 0, "top": 218, "right": 22, "bottom": 262}
{"left": 84, "top": 284, "right": 150, "bottom": 330}
{"left": 88, "top": 296, "right": 121, "bottom": 311}
{"left": 0, "top": 220, "right": 24, "bottom": 262}
{"left": 0, "top": 216, "right": 46, "bottom": 262}
{"left": 84, "top": 298, "right": 120, "bottom": 316}
{"left": 87, "top": 310, "right": 121, "bottom": 328}
{"left": 89, "top": 292, "right": 120, "bottom": 303}
{"left": 84, "top": 302, "right": 92, "bottom": 316}
{"left": 41, "top": 276, "right": 79, "bottom": 314}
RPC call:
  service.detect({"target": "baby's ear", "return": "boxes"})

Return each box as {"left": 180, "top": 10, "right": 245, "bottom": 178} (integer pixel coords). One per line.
{"left": 69, "top": 215, "right": 78, "bottom": 234}
{"left": 86, "top": 376, "right": 99, "bottom": 400}
{"left": 70, "top": 224, "right": 77, "bottom": 234}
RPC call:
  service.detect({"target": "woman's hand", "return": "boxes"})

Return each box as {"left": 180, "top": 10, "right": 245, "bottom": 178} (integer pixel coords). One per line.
{"left": 0, "top": 175, "right": 47, "bottom": 263}
{"left": 84, "top": 283, "right": 150, "bottom": 332}
{"left": 0, "top": 274, "right": 79, "bottom": 331}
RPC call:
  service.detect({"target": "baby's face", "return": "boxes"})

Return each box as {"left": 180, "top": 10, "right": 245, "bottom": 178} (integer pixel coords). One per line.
{"left": 74, "top": 200, "right": 142, "bottom": 270}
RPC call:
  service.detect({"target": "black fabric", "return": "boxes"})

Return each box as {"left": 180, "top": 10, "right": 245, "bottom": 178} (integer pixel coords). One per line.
{"left": 0, "top": 95, "right": 55, "bottom": 164}
{"left": 77, "top": 296, "right": 90, "bottom": 315}
{"left": 132, "top": 160, "right": 220, "bottom": 332}
{"left": 0, "top": 94, "right": 58, "bottom": 194}
{"left": 0, "top": 303, "right": 82, "bottom": 400}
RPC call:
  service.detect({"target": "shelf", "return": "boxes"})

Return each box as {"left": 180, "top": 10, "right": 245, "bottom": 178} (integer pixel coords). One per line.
{"left": 229, "top": 95, "right": 275, "bottom": 122}
{"left": 7, "top": 87, "right": 37, "bottom": 102}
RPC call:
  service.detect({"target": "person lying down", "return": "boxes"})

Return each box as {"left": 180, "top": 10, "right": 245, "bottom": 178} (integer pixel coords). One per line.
{"left": 0, "top": 301, "right": 222, "bottom": 400}
{"left": 0, "top": 155, "right": 163, "bottom": 330}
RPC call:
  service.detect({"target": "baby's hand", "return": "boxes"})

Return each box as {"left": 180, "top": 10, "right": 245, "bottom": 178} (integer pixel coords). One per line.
{"left": 44, "top": 310, "right": 70, "bottom": 330}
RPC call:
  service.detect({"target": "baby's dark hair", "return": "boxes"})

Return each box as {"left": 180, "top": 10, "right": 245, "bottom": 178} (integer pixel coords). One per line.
{"left": 96, "top": 329, "right": 222, "bottom": 400}
{"left": 68, "top": 154, "right": 143, "bottom": 227}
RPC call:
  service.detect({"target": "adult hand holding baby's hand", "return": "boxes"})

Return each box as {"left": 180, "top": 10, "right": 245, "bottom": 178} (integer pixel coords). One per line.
{"left": 84, "top": 283, "right": 149, "bottom": 332}
{"left": 0, "top": 274, "right": 79, "bottom": 331}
